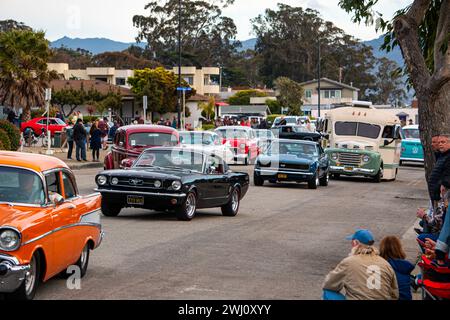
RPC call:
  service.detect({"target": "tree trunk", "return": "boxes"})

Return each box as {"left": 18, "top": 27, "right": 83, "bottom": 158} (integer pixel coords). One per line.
{"left": 22, "top": 106, "right": 32, "bottom": 122}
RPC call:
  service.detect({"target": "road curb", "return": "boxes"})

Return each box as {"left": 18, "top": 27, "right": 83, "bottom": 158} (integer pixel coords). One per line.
{"left": 68, "top": 162, "right": 104, "bottom": 171}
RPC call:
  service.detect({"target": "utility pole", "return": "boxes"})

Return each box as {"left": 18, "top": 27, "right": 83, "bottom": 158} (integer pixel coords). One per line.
{"left": 317, "top": 39, "right": 321, "bottom": 118}
{"left": 177, "top": 0, "right": 182, "bottom": 129}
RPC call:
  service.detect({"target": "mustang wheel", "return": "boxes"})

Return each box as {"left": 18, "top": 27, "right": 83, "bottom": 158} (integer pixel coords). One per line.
{"left": 101, "top": 200, "right": 122, "bottom": 217}
{"left": 308, "top": 172, "right": 319, "bottom": 189}
{"left": 222, "top": 187, "right": 240, "bottom": 216}
{"left": 253, "top": 173, "right": 264, "bottom": 186}
{"left": 7, "top": 252, "right": 40, "bottom": 301}
{"left": 176, "top": 191, "right": 197, "bottom": 221}
{"left": 319, "top": 171, "right": 329, "bottom": 186}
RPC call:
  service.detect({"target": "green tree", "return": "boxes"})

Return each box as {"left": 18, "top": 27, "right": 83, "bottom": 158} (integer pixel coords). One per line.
{"left": 266, "top": 99, "right": 282, "bottom": 114}
{"left": 133, "top": 0, "right": 239, "bottom": 67}
{"left": 338, "top": 0, "right": 449, "bottom": 181}
{"left": 0, "top": 30, "right": 57, "bottom": 121}
{"left": 198, "top": 96, "right": 215, "bottom": 121}
{"left": 274, "top": 77, "right": 304, "bottom": 116}
{"left": 0, "top": 19, "right": 32, "bottom": 32}
{"left": 227, "top": 89, "right": 268, "bottom": 105}
{"left": 369, "top": 58, "right": 407, "bottom": 106}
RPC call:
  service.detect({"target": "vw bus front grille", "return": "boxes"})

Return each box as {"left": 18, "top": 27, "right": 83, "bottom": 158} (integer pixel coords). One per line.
{"left": 338, "top": 153, "right": 362, "bottom": 166}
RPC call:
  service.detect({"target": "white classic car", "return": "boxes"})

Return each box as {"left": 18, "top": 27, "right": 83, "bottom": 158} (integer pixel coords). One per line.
{"left": 179, "top": 131, "right": 234, "bottom": 164}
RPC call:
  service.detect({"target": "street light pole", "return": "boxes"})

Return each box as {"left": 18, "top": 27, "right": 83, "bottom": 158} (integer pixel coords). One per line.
{"left": 317, "top": 39, "right": 321, "bottom": 118}
{"left": 177, "top": 0, "right": 182, "bottom": 129}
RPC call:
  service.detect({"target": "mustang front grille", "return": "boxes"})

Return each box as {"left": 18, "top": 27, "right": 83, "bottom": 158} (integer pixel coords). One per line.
{"left": 114, "top": 178, "right": 163, "bottom": 189}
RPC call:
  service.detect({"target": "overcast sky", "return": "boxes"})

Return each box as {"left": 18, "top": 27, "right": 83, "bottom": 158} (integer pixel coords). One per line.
{"left": 0, "top": 0, "right": 412, "bottom": 42}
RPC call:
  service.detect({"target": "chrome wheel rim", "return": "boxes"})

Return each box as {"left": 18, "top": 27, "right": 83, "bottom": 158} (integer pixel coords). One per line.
{"left": 185, "top": 193, "right": 196, "bottom": 217}
{"left": 25, "top": 256, "right": 37, "bottom": 296}
{"left": 231, "top": 190, "right": 239, "bottom": 212}
{"left": 80, "top": 245, "right": 89, "bottom": 269}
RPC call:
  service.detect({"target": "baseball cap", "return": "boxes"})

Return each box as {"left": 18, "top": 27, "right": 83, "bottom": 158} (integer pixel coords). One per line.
{"left": 346, "top": 229, "right": 375, "bottom": 245}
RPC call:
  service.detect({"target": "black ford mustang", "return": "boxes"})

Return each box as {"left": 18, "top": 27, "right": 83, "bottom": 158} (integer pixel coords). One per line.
{"left": 95, "top": 147, "right": 250, "bottom": 221}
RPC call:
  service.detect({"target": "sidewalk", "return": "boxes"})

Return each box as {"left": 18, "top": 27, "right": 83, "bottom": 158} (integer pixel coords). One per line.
{"left": 19, "top": 145, "right": 107, "bottom": 170}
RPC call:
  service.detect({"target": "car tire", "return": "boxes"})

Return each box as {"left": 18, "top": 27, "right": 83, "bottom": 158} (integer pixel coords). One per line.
{"left": 101, "top": 200, "right": 122, "bottom": 217}
{"left": 176, "top": 191, "right": 197, "bottom": 221}
{"left": 373, "top": 169, "right": 382, "bottom": 183}
{"left": 7, "top": 251, "right": 41, "bottom": 301}
{"left": 244, "top": 153, "right": 250, "bottom": 165}
{"left": 308, "top": 172, "right": 319, "bottom": 189}
{"left": 60, "top": 243, "right": 90, "bottom": 279}
{"left": 399, "top": 160, "right": 403, "bottom": 166}
{"left": 254, "top": 173, "right": 264, "bottom": 186}
{"left": 221, "top": 187, "right": 240, "bottom": 217}
{"left": 319, "top": 171, "right": 329, "bottom": 186}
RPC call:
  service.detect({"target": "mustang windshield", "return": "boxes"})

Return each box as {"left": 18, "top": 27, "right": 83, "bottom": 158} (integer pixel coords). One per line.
{"left": 335, "top": 121, "right": 381, "bottom": 139}
{"left": 267, "top": 142, "right": 318, "bottom": 157}
{"left": 135, "top": 150, "right": 204, "bottom": 172}
{"left": 0, "top": 167, "right": 45, "bottom": 205}
{"left": 128, "top": 132, "right": 178, "bottom": 147}
{"left": 403, "top": 128, "right": 420, "bottom": 139}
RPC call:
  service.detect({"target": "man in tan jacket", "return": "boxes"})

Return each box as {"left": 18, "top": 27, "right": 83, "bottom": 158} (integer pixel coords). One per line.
{"left": 323, "top": 229, "right": 399, "bottom": 300}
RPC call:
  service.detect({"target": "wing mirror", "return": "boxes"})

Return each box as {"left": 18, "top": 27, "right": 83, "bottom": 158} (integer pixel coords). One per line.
{"left": 121, "top": 158, "right": 135, "bottom": 169}
{"left": 49, "top": 192, "right": 64, "bottom": 206}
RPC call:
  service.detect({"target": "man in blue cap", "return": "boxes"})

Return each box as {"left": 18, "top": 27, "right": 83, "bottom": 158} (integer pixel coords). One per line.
{"left": 322, "top": 229, "right": 399, "bottom": 300}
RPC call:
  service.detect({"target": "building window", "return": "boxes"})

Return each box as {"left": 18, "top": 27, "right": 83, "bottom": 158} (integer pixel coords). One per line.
{"left": 116, "top": 78, "right": 126, "bottom": 86}
{"left": 321, "top": 90, "right": 341, "bottom": 99}
{"left": 183, "top": 76, "right": 194, "bottom": 85}
{"left": 305, "top": 89, "right": 312, "bottom": 99}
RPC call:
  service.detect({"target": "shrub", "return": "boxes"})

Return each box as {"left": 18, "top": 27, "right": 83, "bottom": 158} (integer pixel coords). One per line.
{"left": 0, "top": 120, "right": 21, "bottom": 151}
{"left": 0, "top": 140, "right": 4, "bottom": 151}
{"left": 201, "top": 124, "right": 215, "bottom": 131}
{"left": 0, "top": 129, "right": 12, "bottom": 151}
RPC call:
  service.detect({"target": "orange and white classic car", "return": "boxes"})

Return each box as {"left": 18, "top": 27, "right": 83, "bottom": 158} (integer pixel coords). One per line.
{"left": 0, "top": 151, "right": 103, "bottom": 300}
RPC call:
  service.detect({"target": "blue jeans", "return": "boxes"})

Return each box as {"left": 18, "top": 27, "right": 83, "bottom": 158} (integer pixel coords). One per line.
{"left": 436, "top": 206, "right": 450, "bottom": 254}
{"left": 75, "top": 140, "right": 86, "bottom": 161}
{"left": 322, "top": 290, "right": 346, "bottom": 300}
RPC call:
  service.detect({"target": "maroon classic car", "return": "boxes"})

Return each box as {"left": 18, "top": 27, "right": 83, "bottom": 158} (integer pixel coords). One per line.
{"left": 104, "top": 125, "right": 180, "bottom": 170}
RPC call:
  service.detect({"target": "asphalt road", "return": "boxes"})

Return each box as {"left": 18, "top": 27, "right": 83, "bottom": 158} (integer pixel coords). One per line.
{"left": 34, "top": 164, "right": 427, "bottom": 300}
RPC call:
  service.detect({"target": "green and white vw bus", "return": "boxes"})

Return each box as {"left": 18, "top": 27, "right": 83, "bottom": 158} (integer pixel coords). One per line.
{"left": 320, "top": 106, "right": 402, "bottom": 182}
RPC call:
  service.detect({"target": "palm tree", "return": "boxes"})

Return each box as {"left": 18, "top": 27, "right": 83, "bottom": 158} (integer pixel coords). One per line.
{"left": 198, "top": 96, "right": 215, "bottom": 121}
{"left": 0, "top": 29, "right": 57, "bottom": 121}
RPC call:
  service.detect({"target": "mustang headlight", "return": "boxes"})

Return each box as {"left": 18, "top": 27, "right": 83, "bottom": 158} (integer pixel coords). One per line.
{"left": 154, "top": 180, "right": 162, "bottom": 188}
{"left": 362, "top": 155, "right": 371, "bottom": 163}
{"left": 331, "top": 153, "right": 338, "bottom": 161}
{"left": 97, "top": 175, "right": 108, "bottom": 186}
{"left": 172, "top": 181, "right": 182, "bottom": 191}
{"left": 0, "top": 228, "right": 21, "bottom": 251}
{"left": 111, "top": 177, "right": 119, "bottom": 185}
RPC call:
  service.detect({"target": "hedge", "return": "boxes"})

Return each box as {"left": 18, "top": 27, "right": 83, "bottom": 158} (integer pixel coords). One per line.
{"left": 0, "top": 129, "right": 12, "bottom": 151}
{"left": 201, "top": 124, "right": 215, "bottom": 131}
{"left": 0, "top": 120, "right": 21, "bottom": 151}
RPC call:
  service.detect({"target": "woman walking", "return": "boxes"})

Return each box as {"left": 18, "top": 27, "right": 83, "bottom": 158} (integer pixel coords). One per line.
{"left": 89, "top": 122, "right": 102, "bottom": 162}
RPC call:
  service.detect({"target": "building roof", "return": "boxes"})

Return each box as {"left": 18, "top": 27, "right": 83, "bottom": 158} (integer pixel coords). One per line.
{"left": 187, "top": 94, "right": 210, "bottom": 102}
{"left": 0, "top": 151, "right": 69, "bottom": 173}
{"left": 50, "top": 80, "right": 134, "bottom": 97}
{"left": 218, "top": 105, "right": 271, "bottom": 115}
{"left": 300, "top": 78, "right": 360, "bottom": 91}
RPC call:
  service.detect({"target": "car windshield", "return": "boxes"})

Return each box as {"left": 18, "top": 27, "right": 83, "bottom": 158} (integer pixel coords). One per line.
{"left": 55, "top": 118, "right": 66, "bottom": 125}
{"left": 134, "top": 150, "right": 204, "bottom": 172}
{"left": 335, "top": 121, "right": 381, "bottom": 139}
{"left": 128, "top": 132, "right": 178, "bottom": 147}
{"left": 216, "top": 129, "right": 249, "bottom": 139}
{"left": 274, "top": 117, "right": 297, "bottom": 125}
{"left": 403, "top": 128, "right": 420, "bottom": 139}
{"left": 267, "top": 141, "right": 318, "bottom": 157}
{"left": 180, "top": 132, "right": 215, "bottom": 145}
{"left": 0, "top": 167, "right": 45, "bottom": 205}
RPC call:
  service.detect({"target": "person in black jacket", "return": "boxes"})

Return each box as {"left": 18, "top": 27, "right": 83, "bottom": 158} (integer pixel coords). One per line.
{"left": 428, "top": 134, "right": 450, "bottom": 204}
{"left": 73, "top": 119, "right": 87, "bottom": 162}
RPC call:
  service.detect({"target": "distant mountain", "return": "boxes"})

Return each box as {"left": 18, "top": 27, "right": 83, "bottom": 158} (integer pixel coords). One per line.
{"left": 237, "top": 38, "right": 257, "bottom": 52}
{"left": 364, "top": 35, "right": 404, "bottom": 68}
{"left": 50, "top": 36, "right": 146, "bottom": 54}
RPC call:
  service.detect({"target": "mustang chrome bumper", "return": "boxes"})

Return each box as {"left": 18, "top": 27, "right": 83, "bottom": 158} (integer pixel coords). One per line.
{"left": 0, "top": 254, "right": 30, "bottom": 293}
{"left": 94, "top": 189, "right": 187, "bottom": 197}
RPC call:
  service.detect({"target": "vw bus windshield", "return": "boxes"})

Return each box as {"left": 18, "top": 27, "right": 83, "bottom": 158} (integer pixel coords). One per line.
{"left": 335, "top": 122, "right": 381, "bottom": 139}
{"left": 0, "top": 167, "right": 45, "bottom": 205}
{"left": 403, "top": 128, "right": 420, "bottom": 139}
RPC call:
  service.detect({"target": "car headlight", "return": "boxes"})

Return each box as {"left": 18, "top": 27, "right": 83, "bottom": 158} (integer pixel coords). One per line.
{"left": 171, "top": 181, "right": 182, "bottom": 191}
{"left": 111, "top": 177, "right": 119, "bottom": 185}
{"left": 154, "top": 180, "right": 162, "bottom": 188}
{"left": 97, "top": 175, "right": 108, "bottom": 186}
{"left": 0, "top": 228, "right": 21, "bottom": 251}
{"left": 331, "top": 153, "right": 338, "bottom": 161}
{"left": 240, "top": 143, "right": 246, "bottom": 149}
{"left": 362, "top": 155, "right": 371, "bottom": 163}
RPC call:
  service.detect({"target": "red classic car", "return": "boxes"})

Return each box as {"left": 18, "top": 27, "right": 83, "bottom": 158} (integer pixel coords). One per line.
{"left": 214, "top": 126, "right": 259, "bottom": 165}
{"left": 104, "top": 125, "right": 180, "bottom": 170}
{"left": 20, "top": 117, "right": 67, "bottom": 137}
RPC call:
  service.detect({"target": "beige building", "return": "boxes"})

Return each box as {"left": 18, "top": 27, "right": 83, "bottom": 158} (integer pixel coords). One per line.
{"left": 171, "top": 67, "right": 220, "bottom": 96}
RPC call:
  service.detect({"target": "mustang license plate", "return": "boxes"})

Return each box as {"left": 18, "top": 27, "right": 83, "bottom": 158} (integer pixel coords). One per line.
{"left": 278, "top": 174, "right": 288, "bottom": 179}
{"left": 127, "top": 195, "right": 144, "bottom": 205}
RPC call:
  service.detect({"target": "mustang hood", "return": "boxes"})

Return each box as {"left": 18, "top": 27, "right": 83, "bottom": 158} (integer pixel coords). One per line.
{"left": 0, "top": 204, "right": 34, "bottom": 229}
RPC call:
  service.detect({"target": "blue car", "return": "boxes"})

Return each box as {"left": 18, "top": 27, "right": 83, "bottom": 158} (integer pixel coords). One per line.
{"left": 400, "top": 125, "right": 424, "bottom": 165}
{"left": 253, "top": 139, "right": 330, "bottom": 189}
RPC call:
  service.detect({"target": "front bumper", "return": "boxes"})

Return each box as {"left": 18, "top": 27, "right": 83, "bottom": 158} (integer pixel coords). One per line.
{"left": 400, "top": 157, "right": 424, "bottom": 162}
{"left": 255, "top": 168, "right": 314, "bottom": 181}
{"left": 0, "top": 254, "right": 30, "bottom": 293}
{"left": 330, "top": 165, "right": 376, "bottom": 176}
{"left": 95, "top": 189, "right": 187, "bottom": 209}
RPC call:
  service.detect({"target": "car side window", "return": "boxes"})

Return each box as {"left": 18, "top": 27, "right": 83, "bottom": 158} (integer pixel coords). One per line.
{"left": 45, "top": 172, "right": 62, "bottom": 197}
{"left": 62, "top": 171, "right": 77, "bottom": 199}
{"left": 206, "top": 156, "right": 225, "bottom": 175}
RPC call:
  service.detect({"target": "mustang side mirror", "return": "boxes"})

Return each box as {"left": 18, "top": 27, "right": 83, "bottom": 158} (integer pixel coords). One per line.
{"left": 49, "top": 193, "right": 64, "bottom": 206}
{"left": 121, "top": 158, "right": 135, "bottom": 169}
